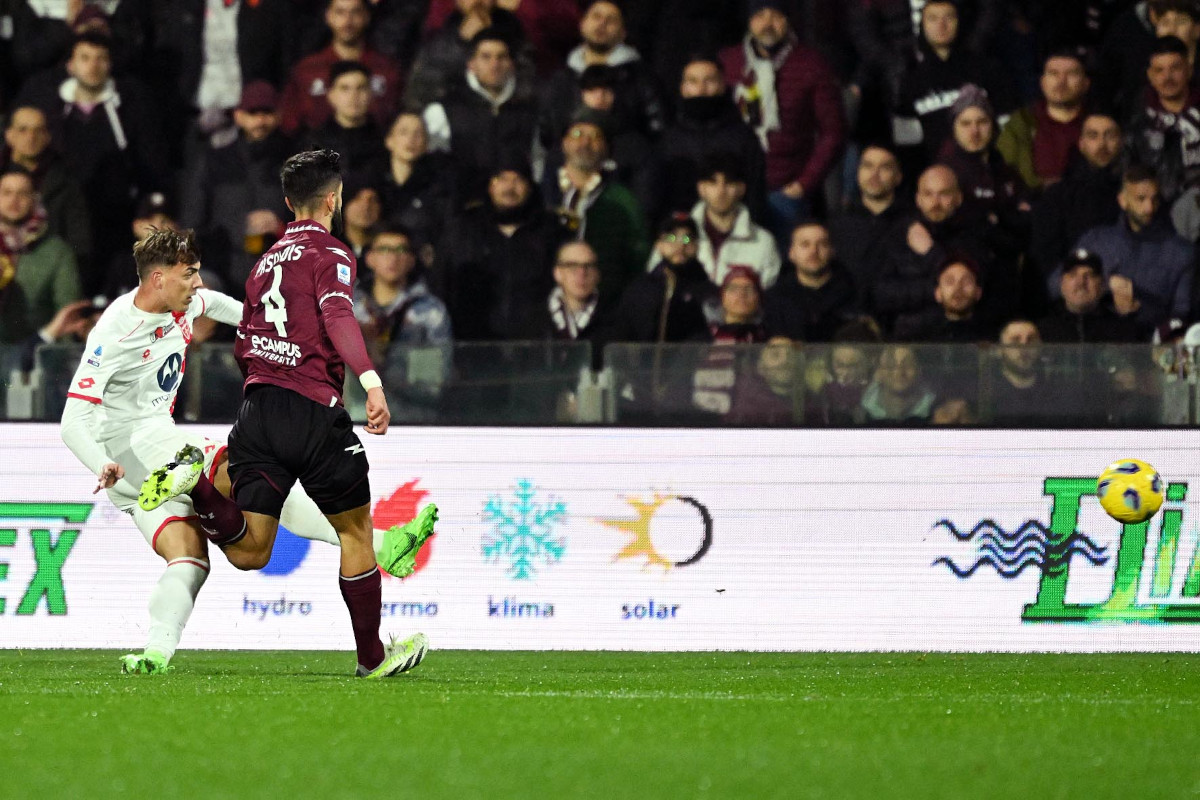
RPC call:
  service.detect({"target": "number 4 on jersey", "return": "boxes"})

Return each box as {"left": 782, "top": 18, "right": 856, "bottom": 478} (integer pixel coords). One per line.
{"left": 263, "top": 264, "right": 288, "bottom": 337}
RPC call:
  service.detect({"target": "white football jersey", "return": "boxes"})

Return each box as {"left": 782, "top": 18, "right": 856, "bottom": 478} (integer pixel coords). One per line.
{"left": 66, "top": 289, "right": 226, "bottom": 444}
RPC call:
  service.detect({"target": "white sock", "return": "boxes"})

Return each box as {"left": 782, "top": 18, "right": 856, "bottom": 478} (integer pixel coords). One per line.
{"left": 279, "top": 485, "right": 387, "bottom": 558}
{"left": 145, "top": 558, "right": 209, "bottom": 660}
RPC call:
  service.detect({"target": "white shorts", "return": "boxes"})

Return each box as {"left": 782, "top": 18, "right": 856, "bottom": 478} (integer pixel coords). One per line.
{"left": 103, "top": 424, "right": 227, "bottom": 550}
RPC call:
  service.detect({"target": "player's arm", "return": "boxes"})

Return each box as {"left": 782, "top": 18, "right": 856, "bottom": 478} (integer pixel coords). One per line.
{"left": 61, "top": 399, "right": 123, "bottom": 493}
{"left": 195, "top": 288, "right": 245, "bottom": 327}
{"left": 316, "top": 251, "right": 390, "bottom": 434}
{"left": 61, "top": 325, "right": 124, "bottom": 491}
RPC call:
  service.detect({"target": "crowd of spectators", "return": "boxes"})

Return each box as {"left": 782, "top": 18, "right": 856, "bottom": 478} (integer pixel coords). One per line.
{"left": 0, "top": 0, "right": 1196, "bottom": 424}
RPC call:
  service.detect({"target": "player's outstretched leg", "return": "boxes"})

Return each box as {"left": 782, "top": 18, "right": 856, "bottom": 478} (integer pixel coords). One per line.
{"left": 138, "top": 445, "right": 204, "bottom": 511}
{"left": 140, "top": 445, "right": 247, "bottom": 546}
{"left": 377, "top": 504, "right": 439, "bottom": 578}
{"left": 359, "top": 632, "right": 430, "bottom": 679}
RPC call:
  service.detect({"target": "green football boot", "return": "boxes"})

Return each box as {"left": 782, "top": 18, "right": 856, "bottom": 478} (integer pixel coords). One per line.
{"left": 138, "top": 444, "right": 204, "bottom": 511}
{"left": 376, "top": 504, "right": 438, "bottom": 578}
{"left": 358, "top": 632, "right": 429, "bottom": 679}
{"left": 119, "top": 650, "right": 172, "bottom": 675}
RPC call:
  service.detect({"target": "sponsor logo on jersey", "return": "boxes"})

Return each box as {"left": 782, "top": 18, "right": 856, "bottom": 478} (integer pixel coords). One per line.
{"left": 337, "top": 264, "right": 351, "bottom": 286}
{"left": 86, "top": 345, "right": 103, "bottom": 367}
{"left": 327, "top": 246, "right": 352, "bottom": 264}
{"left": 156, "top": 352, "right": 183, "bottom": 392}
{"left": 142, "top": 349, "right": 151, "bottom": 361}
{"left": 249, "top": 335, "right": 302, "bottom": 366}
{"left": 254, "top": 243, "right": 306, "bottom": 277}
{"left": 152, "top": 323, "right": 175, "bottom": 342}
{"left": 76, "top": 378, "right": 95, "bottom": 389}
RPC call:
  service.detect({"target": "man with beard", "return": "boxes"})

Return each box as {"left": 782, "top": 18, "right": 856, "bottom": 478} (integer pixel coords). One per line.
{"left": 873, "top": 164, "right": 991, "bottom": 336}
{"left": 180, "top": 81, "right": 295, "bottom": 292}
{"left": 1038, "top": 249, "right": 1149, "bottom": 343}
{"left": 1029, "top": 112, "right": 1124, "bottom": 277}
{"left": 543, "top": 111, "right": 648, "bottom": 308}
{"left": 987, "top": 319, "right": 1100, "bottom": 425}
{"left": 603, "top": 212, "right": 714, "bottom": 344}
{"left": 1127, "top": 36, "right": 1200, "bottom": 205}
{"left": 1060, "top": 165, "right": 1193, "bottom": 330}
{"left": 656, "top": 56, "right": 766, "bottom": 221}
{"left": 434, "top": 158, "right": 564, "bottom": 340}
{"left": 895, "top": 256, "right": 995, "bottom": 343}
{"left": 720, "top": 0, "right": 845, "bottom": 243}
{"left": 828, "top": 144, "right": 907, "bottom": 312}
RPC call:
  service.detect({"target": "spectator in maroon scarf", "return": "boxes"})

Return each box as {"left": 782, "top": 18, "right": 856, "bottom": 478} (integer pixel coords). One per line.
{"left": 997, "top": 48, "right": 1092, "bottom": 192}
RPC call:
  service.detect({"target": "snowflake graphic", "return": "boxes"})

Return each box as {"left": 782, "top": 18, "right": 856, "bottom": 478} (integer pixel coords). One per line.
{"left": 482, "top": 480, "right": 567, "bottom": 580}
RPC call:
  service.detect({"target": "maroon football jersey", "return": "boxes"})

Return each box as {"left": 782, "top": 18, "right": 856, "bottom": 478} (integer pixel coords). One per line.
{"left": 236, "top": 220, "right": 359, "bottom": 407}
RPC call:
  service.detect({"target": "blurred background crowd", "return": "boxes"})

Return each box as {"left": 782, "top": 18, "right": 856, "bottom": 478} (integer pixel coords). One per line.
{"left": 1, "top": 0, "right": 1198, "bottom": 424}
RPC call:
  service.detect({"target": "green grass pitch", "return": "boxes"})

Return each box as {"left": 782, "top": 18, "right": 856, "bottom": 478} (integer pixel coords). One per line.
{"left": 1, "top": 650, "right": 1198, "bottom": 798}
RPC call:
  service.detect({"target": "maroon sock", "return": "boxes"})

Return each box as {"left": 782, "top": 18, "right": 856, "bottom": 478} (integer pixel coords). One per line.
{"left": 339, "top": 567, "right": 385, "bottom": 671}
{"left": 190, "top": 472, "right": 246, "bottom": 546}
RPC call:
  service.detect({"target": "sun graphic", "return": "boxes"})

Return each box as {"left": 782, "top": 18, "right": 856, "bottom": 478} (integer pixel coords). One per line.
{"left": 597, "top": 495, "right": 676, "bottom": 572}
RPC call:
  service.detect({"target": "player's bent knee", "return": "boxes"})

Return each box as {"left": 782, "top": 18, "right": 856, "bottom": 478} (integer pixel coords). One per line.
{"left": 225, "top": 547, "right": 272, "bottom": 571}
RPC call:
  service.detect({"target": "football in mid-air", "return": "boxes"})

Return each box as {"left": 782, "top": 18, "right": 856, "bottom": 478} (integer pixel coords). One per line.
{"left": 1097, "top": 459, "right": 1164, "bottom": 524}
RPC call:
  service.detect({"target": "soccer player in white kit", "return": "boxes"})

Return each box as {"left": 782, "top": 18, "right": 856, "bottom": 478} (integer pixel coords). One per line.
{"left": 60, "top": 230, "right": 235, "bottom": 674}
{"left": 60, "top": 228, "right": 432, "bottom": 674}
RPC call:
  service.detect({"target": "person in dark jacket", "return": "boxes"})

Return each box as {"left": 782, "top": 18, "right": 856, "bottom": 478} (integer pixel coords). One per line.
{"left": 891, "top": 0, "right": 1015, "bottom": 170}
{"left": 827, "top": 143, "right": 908, "bottom": 313}
{"left": 405, "top": 0, "right": 529, "bottom": 110}
{"left": 602, "top": 212, "right": 715, "bottom": 343}
{"left": 422, "top": 28, "right": 538, "bottom": 204}
{"left": 894, "top": 256, "right": 997, "bottom": 342}
{"left": 656, "top": 55, "right": 766, "bottom": 222}
{"left": 179, "top": 81, "right": 294, "bottom": 293}
{"left": 277, "top": 0, "right": 402, "bottom": 137}
{"left": 1057, "top": 165, "right": 1194, "bottom": 330}
{"left": 380, "top": 111, "right": 456, "bottom": 266}
{"left": 304, "top": 61, "right": 389, "bottom": 179}
{"left": 1126, "top": 35, "right": 1200, "bottom": 205}
{"left": 538, "top": 0, "right": 666, "bottom": 146}
{"left": 1029, "top": 112, "right": 1124, "bottom": 277}
{"left": 432, "top": 158, "right": 565, "bottom": 341}
{"left": 1038, "top": 249, "right": 1150, "bottom": 343}
{"left": 873, "top": 164, "right": 994, "bottom": 336}
{"left": 763, "top": 221, "right": 858, "bottom": 342}
{"left": 15, "top": 31, "right": 167, "bottom": 295}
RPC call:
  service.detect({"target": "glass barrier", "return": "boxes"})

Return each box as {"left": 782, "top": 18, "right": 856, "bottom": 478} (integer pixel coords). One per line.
{"left": 603, "top": 342, "right": 1185, "bottom": 427}
{"left": 4, "top": 341, "right": 1194, "bottom": 427}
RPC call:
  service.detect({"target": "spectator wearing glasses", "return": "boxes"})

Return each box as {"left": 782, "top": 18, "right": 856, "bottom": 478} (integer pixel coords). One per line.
{"left": 604, "top": 212, "right": 714, "bottom": 343}
{"left": 544, "top": 240, "right": 604, "bottom": 342}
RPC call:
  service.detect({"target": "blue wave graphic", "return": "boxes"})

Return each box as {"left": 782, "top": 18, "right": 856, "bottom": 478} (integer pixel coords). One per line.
{"left": 933, "top": 519, "right": 1053, "bottom": 542}
{"left": 932, "top": 519, "right": 1109, "bottom": 579}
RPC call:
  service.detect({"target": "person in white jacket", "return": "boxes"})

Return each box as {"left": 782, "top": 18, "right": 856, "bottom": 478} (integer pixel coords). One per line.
{"left": 647, "top": 155, "right": 780, "bottom": 289}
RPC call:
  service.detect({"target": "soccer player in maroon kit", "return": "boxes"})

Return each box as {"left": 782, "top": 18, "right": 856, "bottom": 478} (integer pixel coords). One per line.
{"left": 144, "top": 150, "right": 429, "bottom": 678}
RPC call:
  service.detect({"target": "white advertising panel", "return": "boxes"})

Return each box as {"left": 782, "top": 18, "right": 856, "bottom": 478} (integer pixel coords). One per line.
{"left": 3, "top": 424, "right": 1200, "bottom": 652}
